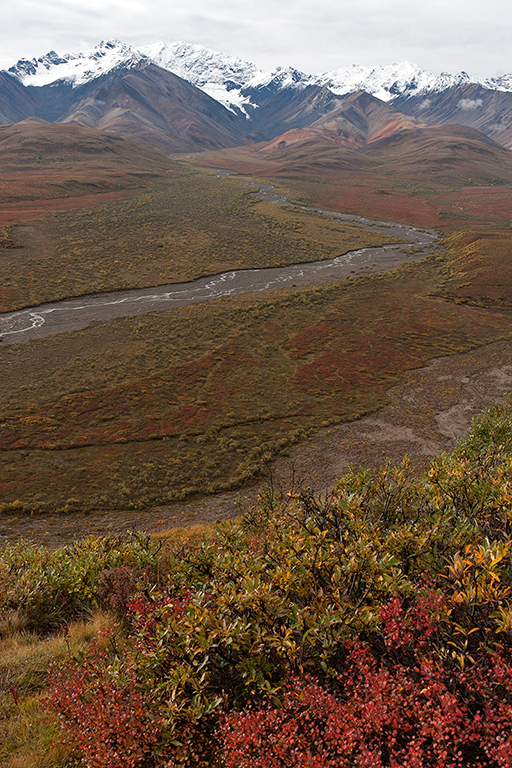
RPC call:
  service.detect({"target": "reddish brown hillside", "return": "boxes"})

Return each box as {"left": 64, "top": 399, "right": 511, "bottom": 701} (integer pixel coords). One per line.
{"left": 261, "top": 92, "right": 424, "bottom": 154}
{"left": 0, "top": 119, "right": 175, "bottom": 165}
{"left": 0, "top": 120, "right": 176, "bottom": 224}
{"left": 58, "top": 63, "right": 259, "bottom": 154}
{"left": 194, "top": 117, "right": 512, "bottom": 230}
{"left": 313, "top": 91, "right": 424, "bottom": 143}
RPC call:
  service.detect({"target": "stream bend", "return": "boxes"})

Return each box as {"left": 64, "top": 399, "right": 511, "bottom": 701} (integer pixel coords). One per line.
{"left": 0, "top": 181, "right": 438, "bottom": 343}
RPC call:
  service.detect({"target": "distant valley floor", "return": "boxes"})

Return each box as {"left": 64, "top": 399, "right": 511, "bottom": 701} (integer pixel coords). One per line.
{"left": 0, "top": 200, "right": 430, "bottom": 343}
{"left": 3, "top": 338, "right": 511, "bottom": 547}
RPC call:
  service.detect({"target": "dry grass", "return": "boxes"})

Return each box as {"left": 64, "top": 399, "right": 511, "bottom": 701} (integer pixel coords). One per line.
{"left": 435, "top": 228, "right": 512, "bottom": 307}
{"left": 0, "top": 612, "right": 115, "bottom": 767}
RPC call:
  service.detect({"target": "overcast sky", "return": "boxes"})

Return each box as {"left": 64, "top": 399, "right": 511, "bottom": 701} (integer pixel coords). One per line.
{"left": 1, "top": 0, "right": 511, "bottom": 78}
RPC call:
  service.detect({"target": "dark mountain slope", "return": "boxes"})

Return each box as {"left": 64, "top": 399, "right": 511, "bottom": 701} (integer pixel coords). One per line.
{"left": 392, "top": 84, "right": 512, "bottom": 150}
{"left": 239, "top": 83, "right": 349, "bottom": 139}
{"left": 0, "top": 63, "right": 260, "bottom": 154}
{"left": 0, "top": 72, "right": 41, "bottom": 124}
{"left": 56, "top": 63, "right": 260, "bottom": 153}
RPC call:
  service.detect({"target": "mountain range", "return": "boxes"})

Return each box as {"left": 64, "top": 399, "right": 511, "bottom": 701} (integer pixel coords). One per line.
{"left": 2, "top": 39, "right": 512, "bottom": 155}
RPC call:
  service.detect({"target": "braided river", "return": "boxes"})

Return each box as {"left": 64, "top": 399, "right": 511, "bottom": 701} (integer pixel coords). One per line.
{"left": 0, "top": 179, "right": 438, "bottom": 343}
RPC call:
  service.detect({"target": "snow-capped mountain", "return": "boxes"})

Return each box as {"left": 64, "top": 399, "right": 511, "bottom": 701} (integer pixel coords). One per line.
{"left": 8, "top": 40, "right": 149, "bottom": 88}
{"left": 4, "top": 39, "right": 512, "bottom": 152}
{"left": 245, "top": 66, "right": 310, "bottom": 93}
{"left": 312, "top": 62, "right": 475, "bottom": 101}
{"left": 139, "top": 41, "right": 259, "bottom": 114}
{"left": 8, "top": 39, "right": 512, "bottom": 111}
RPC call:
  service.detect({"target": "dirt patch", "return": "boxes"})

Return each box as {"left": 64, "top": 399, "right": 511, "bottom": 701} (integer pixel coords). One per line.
{"left": 3, "top": 339, "right": 512, "bottom": 548}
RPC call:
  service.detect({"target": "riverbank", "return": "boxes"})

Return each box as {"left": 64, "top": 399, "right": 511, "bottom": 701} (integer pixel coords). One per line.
{"left": 0, "top": 185, "right": 436, "bottom": 343}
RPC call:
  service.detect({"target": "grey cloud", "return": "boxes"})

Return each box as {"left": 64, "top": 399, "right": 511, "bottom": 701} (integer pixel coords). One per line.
{"left": 2, "top": 0, "right": 512, "bottom": 78}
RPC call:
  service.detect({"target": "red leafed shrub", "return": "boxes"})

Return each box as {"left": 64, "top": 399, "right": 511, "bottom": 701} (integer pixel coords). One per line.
{"left": 378, "top": 592, "right": 442, "bottom": 651}
{"left": 220, "top": 654, "right": 512, "bottom": 768}
{"left": 46, "top": 643, "right": 166, "bottom": 768}
{"left": 220, "top": 596, "right": 512, "bottom": 768}
{"left": 220, "top": 677, "right": 349, "bottom": 768}
{"left": 45, "top": 592, "right": 213, "bottom": 768}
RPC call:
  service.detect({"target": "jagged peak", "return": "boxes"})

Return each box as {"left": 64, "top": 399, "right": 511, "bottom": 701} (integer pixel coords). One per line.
{"left": 5, "top": 41, "right": 512, "bottom": 106}
{"left": 8, "top": 39, "right": 149, "bottom": 88}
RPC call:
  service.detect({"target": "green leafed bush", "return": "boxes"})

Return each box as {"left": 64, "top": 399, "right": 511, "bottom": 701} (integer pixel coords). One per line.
{"left": 0, "top": 532, "right": 160, "bottom": 632}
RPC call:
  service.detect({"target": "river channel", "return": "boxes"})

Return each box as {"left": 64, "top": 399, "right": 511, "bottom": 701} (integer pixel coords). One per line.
{"left": 0, "top": 179, "right": 438, "bottom": 343}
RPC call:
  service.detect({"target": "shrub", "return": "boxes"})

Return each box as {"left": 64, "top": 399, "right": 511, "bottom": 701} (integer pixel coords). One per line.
{"left": 1, "top": 532, "right": 159, "bottom": 632}
{"left": 46, "top": 593, "right": 216, "bottom": 767}
{"left": 41, "top": 404, "right": 512, "bottom": 766}
{"left": 47, "top": 642, "right": 165, "bottom": 768}
{"left": 220, "top": 598, "right": 512, "bottom": 768}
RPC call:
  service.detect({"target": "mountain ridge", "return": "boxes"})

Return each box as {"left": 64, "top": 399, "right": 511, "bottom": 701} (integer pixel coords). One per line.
{"left": 4, "top": 39, "right": 512, "bottom": 152}
{"left": 7, "top": 39, "right": 512, "bottom": 110}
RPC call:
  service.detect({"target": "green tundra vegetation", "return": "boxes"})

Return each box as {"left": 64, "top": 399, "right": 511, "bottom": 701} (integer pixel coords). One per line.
{"left": 3, "top": 109, "right": 512, "bottom": 766}
{"left": 2, "top": 403, "right": 512, "bottom": 766}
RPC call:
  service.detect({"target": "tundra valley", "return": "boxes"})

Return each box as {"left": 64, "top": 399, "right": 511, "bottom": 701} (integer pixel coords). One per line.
{"left": 2, "top": 40, "right": 512, "bottom": 767}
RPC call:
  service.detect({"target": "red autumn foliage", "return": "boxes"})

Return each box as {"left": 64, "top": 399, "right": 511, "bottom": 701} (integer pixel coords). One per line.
{"left": 220, "top": 596, "right": 512, "bottom": 768}
{"left": 45, "top": 592, "right": 213, "bottom": 768}
{"left": 46, "top": 590, "right": 512, "bottom": 768}
{"left": 47, "top": 644, "right": 165, "bottom": 768}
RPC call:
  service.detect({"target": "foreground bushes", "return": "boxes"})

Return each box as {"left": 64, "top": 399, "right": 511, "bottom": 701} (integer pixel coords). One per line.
{"left": 6, "top": 404, "right": 512, "bottom": 765}
{"left": 221, "top": 610, "right": 512, "bottom": 767}
{"left": 0, "top": 532, "right": 159, "bottom": 632}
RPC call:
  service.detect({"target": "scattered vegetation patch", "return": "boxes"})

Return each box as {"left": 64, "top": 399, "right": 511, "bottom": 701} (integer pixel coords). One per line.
{"left": 0, "top": 226, "right": 23, "bottom": 252}
{"left": 0, "top": 169, "right": 398, "bottom": 312}
{"left": 435, "top": 228, "right": 512, "bottom": 308}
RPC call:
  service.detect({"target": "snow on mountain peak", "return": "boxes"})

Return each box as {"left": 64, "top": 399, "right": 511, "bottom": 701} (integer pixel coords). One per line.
{"left": 140, "top": 41, "right": 259, "bottom": 88}
{"left": 312, "top": 61, "right": 476, "bottom": 102}
{"left": 139, "top": 41, "right": 261, "bottom": 114}
{"left": 6, "top": 39, "right": 512, "bottom": 109}
{"left": 245, "top": 66, "right": 311, "bottom": 92}
{"left": 8, "top": 39, "right": 148, "bottom": 88}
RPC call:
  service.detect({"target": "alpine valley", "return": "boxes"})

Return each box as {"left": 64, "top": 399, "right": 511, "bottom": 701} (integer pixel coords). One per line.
{"left": 1, "top": 38, "right": 512, "bottom": 533}
{"left": 5, "top": 39, "right": 512, "bottom": 768}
